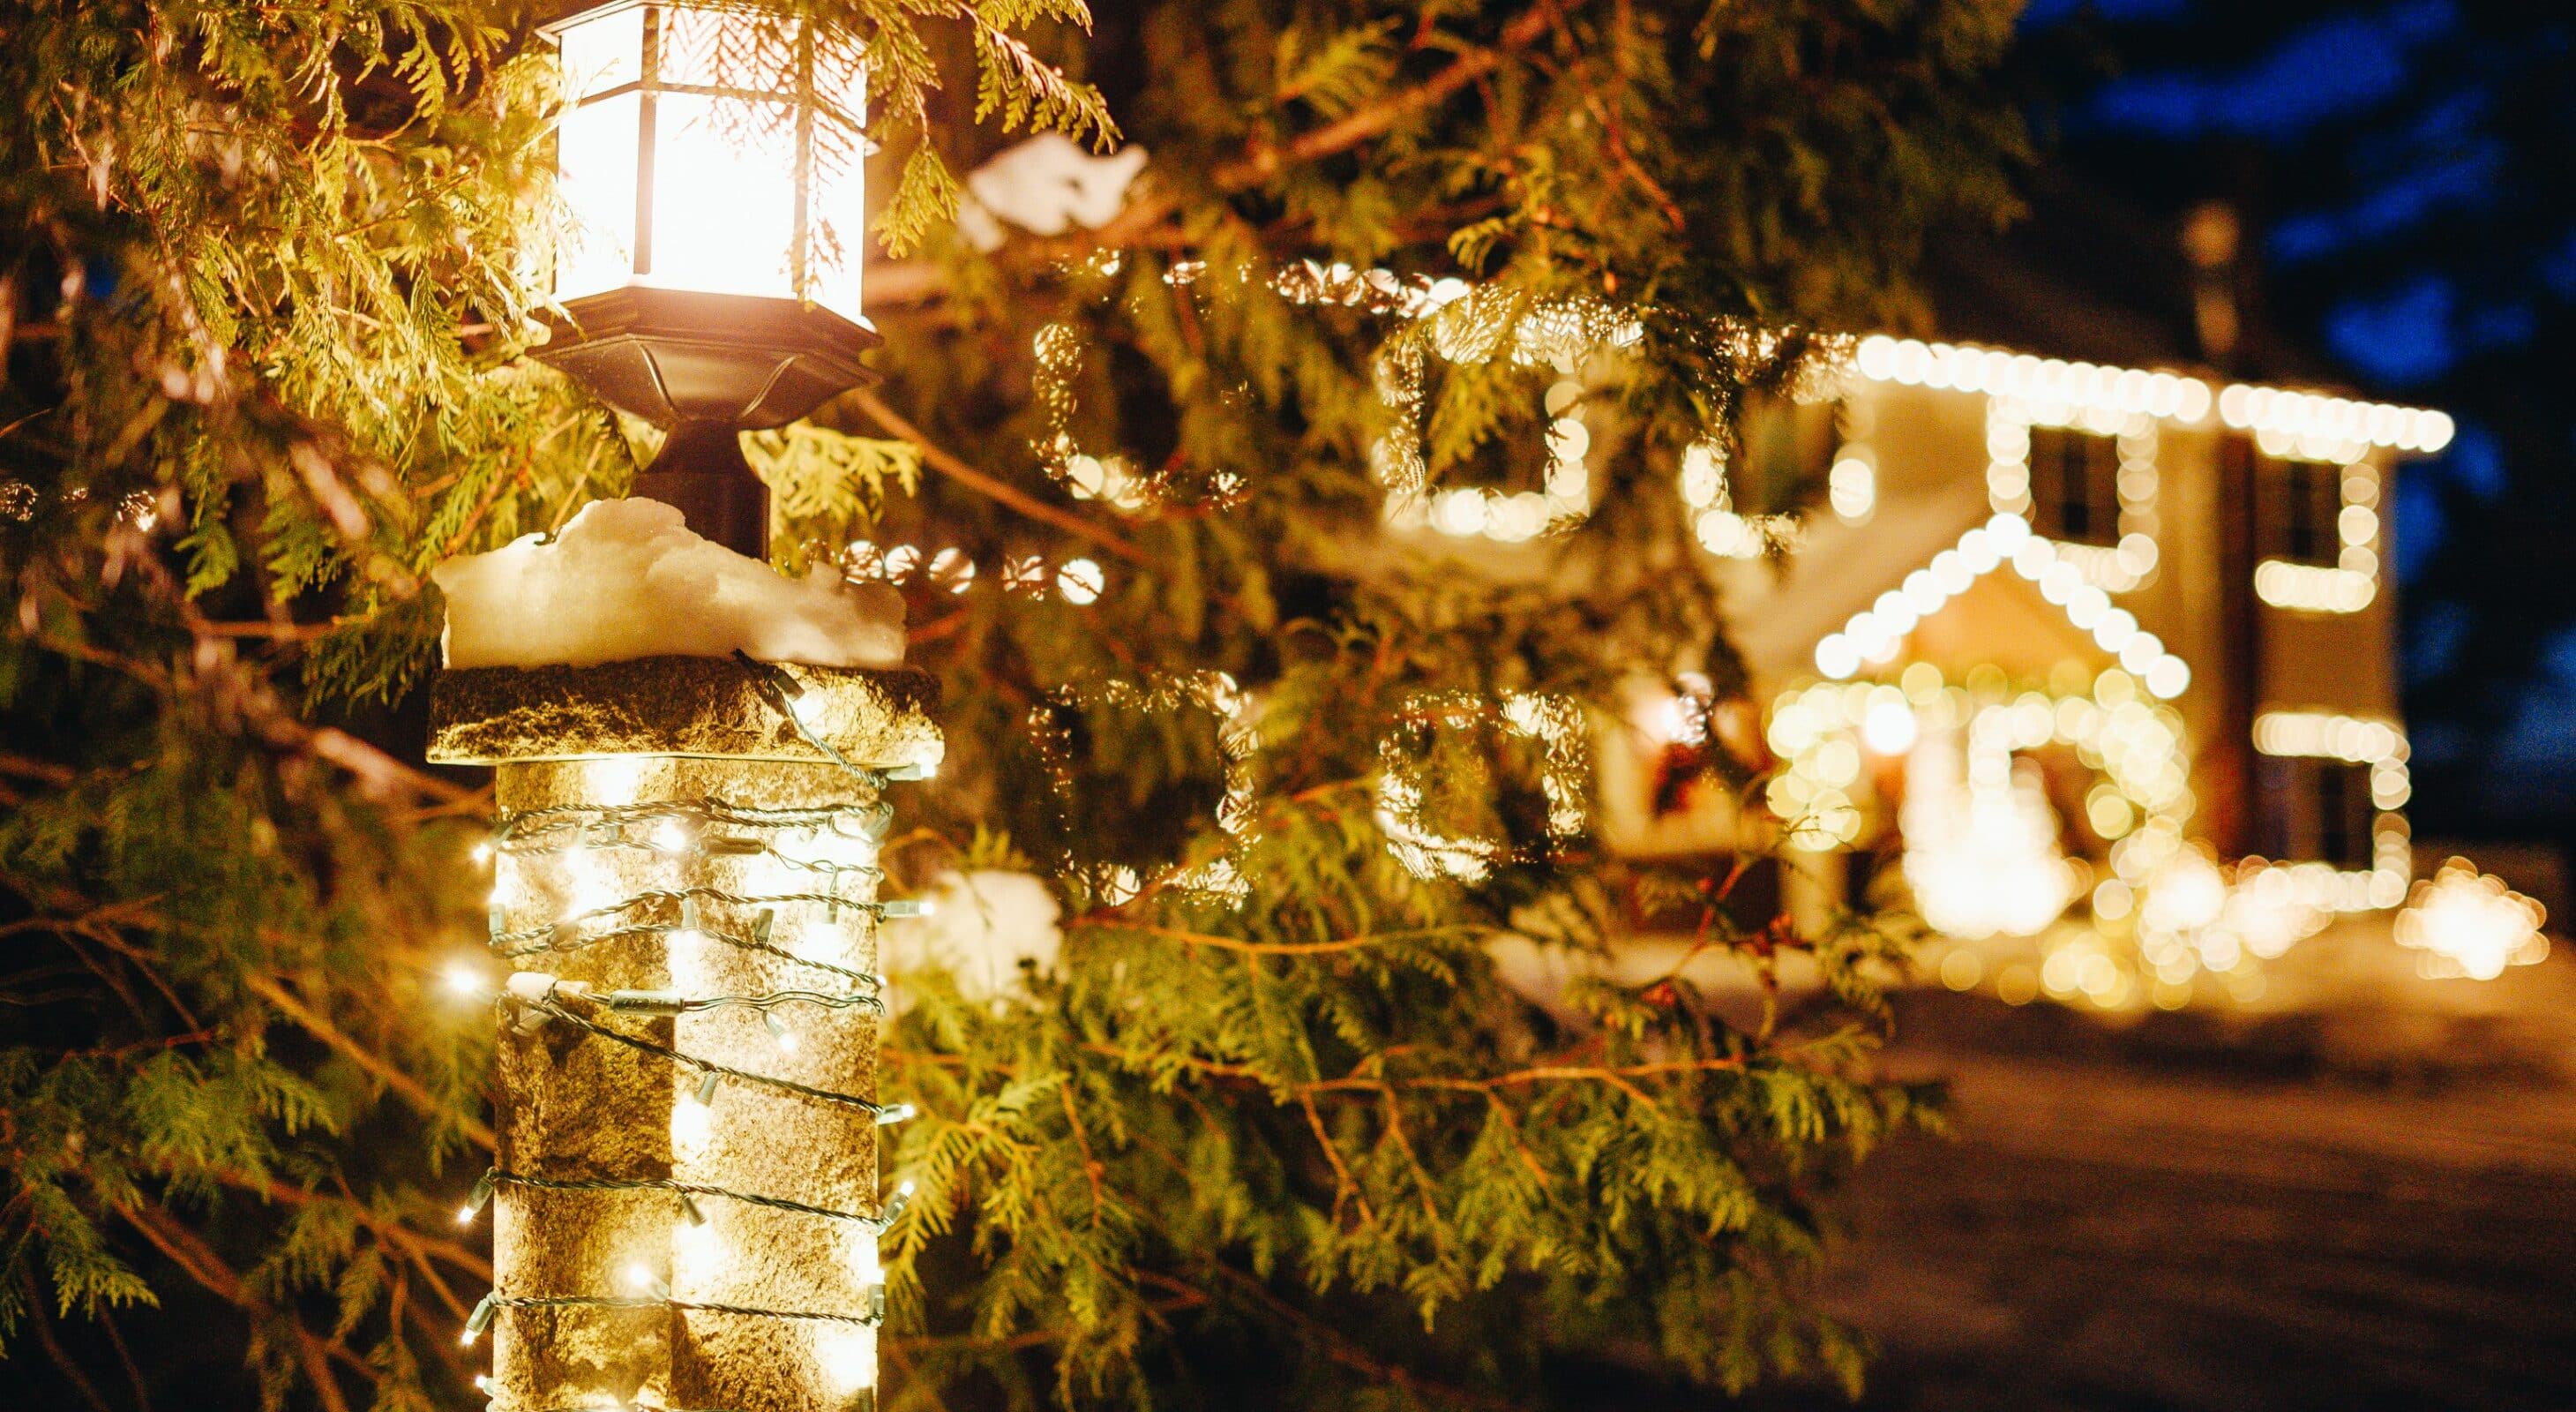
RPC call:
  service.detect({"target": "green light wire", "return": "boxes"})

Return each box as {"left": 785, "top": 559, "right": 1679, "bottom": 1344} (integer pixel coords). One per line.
{"left": 476, "top": 1167, "right": 904, "bottom": 1228}
{"left": 526, "top": 996, "right": 897, "bottom": 1119}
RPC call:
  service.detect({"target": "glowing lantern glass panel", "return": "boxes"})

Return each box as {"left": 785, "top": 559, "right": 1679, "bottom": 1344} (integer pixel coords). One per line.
{"left": 546, "top": 1, "right": 869, "bottom": 322}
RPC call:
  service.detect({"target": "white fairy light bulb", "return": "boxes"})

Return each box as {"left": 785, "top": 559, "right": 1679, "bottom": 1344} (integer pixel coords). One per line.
{"left": 671, "top": 1074, "right": 716, "bottom": 1159}
{"left": 443, "top": 958, "right": 488, "bottom": 998}
{"left": 1057, "top": 558, "right": 1105, "bottom": 605}
{"left": 673, "top": 1213, "right": 721, "bottom": 1273}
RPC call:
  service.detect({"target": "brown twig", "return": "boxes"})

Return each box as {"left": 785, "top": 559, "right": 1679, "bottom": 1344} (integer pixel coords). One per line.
{"left": 243, "top": 973, "right": 497, "bottom": 1150}
{"left": 865, "top": 1, "right": 1570, "bottom": 307}
{"left": 1075, "top": 920, "right": 1472, "bottom": 957}
{"left": 850, "top": 391, "right": 1151, "bottom": 567}
{"left": 119, "top": 1205, "right": 379, "bottom": 1389}
{"left": 20, "top": 1272, "right": 118, "bottom": 1412}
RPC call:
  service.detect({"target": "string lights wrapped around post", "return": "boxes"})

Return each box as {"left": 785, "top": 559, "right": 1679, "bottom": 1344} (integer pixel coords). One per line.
{"left": 434, "top": 657, "right": 940, "bottom": 1412}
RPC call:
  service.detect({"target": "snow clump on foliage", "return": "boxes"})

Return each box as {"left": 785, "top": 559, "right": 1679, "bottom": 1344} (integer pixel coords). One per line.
{"left": 880, "top": 870, "right": 1064, "bottom": 1010}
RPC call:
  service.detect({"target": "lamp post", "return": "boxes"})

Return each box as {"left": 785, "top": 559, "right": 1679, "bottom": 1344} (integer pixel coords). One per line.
{"left": 437, "top": 10, "right": 932, "bottom": 1410}
{"left": 534, "top": 0, "right": 880, "bottom": 557}
{"left": 437, "top": 661, "right": 940, "bottom": 1412}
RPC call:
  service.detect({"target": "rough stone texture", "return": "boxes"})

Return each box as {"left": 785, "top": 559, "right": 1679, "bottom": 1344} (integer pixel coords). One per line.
{"left": 431, "top": 656, "right": 942, "bottom": 772}
{"left": 481, "top": 735, "right": 917, "bottom": 1411}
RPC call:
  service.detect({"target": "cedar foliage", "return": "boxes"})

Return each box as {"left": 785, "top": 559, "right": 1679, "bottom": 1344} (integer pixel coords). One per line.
{"left": 0, "top": 2, "right": 2022, "bottom": 1408}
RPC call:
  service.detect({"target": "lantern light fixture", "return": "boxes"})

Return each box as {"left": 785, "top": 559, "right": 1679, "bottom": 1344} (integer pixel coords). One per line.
{"left": 535, "top": 0, "right": 882, "bottom": 557}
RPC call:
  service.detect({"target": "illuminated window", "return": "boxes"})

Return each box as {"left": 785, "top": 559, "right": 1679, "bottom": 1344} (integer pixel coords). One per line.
{"left": 2257, "top": 756, "right": 2376, "bottom": 870}
{"left": 2262, "top": 457, "right": 2344, "bottom": 568}
{"left": 1737, "top": 393, "right": 1841, "bottom": 515}
{"left": 2028, "top": 427, "right": 2121, "bottom": 548}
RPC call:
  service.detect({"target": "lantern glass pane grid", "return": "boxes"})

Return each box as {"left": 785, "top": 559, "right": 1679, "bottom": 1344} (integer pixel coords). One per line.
{"left": 548, "top": 1, "right": 869, "bottom": 322}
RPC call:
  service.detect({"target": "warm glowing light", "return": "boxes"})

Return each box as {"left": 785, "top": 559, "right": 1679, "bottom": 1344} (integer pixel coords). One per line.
{"left": 1057, "top": 558, "right": 1105, "bottom": 605}
{"left": 2394, "top": 858, "right": 2550, "bottom": 980}
{"left": 1406, "top": 377, "right": 1598, "bottom": 544}
{"left": 1810, "top": 514, "right": 2190, "bottom": 690}
{"left": 1900, "top": 740, "right": 2073, "bottom": 939}
{"left": 2255, "top": 559, "right": 2377, "bottom": 612}
{"left": 1854, "top": 335, "right": 2216, "bottom": 424}
{"left": 2247, "top": 710, "right": 2411, "bottom": 910}
{"left": 2218, "top": 381, "right": 2452, "bottom": 455}
{"left": 546, "top": 2, "right": 870, "bottom": 320}
{"left": 1828, "top": 454, "right": 1876, "bottom": 522}
{"left": 670, "top": 1089, "right": 714, "bottom": 1157}
{"left": 1860, "top": 697, "right": 1917, "bottom": 755}
{"left": 443, "top": 958, "right": 487, "bottom": 998}
{"left": 818, "top": 1325, "right": 878, "bottom": 1396}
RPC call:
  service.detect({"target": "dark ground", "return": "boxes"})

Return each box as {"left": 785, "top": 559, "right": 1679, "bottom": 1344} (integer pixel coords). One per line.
{"left": 1740, "top": 975, "right": 2576, "bottom": 1412}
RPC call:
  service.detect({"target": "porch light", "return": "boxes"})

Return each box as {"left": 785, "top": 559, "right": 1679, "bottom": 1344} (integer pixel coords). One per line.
{"left": 535, "top": 0, "right": 880, "bottom": 556}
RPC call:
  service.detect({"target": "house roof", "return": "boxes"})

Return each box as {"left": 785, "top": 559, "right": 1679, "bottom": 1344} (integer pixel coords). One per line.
{"left": 1719, "top": 506, "right": 2192, "bottom": 698}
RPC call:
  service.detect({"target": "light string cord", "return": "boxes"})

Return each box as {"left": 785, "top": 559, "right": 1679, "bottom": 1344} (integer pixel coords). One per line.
{"left": 466, "top": 1167, "right": 915, "bottom": 1229}
{"left": 514, "top": 985, "right": 900, "bottom": 1119}
{"left": 494, "top": 918, "right": 878, "bottom": 988}
{"left": 471, "top": 1292, "right": 882, "bottom": 1329}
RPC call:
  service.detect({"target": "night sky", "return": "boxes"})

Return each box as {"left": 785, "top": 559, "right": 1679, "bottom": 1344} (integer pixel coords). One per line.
{"left": 2008, "top": 0, "right": 2576, "bottom": 840}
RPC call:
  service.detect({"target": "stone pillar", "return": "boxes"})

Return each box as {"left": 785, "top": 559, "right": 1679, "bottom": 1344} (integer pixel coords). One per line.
{"left": 432, "top": 657, "right": 940, "bottom": 1412}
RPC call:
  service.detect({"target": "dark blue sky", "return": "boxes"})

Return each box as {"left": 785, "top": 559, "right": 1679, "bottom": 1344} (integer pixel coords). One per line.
{"left": 2016, "top": 0, "right": 2576, "bottom": 833}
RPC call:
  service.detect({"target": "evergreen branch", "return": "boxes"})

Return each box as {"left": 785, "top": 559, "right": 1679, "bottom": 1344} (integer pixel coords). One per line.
{"left": 1194, "top": 1260, "right": 1522, "bottom": 1412}
{"left": 1220, "top": 4, "right": 1566, "bottom": 190}
{"left": 117, "top": 1205, "right": 378, "bottom": 1390}
{"left": 243, "top": 975, "right": 495, "bottom": 1151}
{"left": 852, "top": 390, "right": 1152, "bottom": 566}
{"left": 1075, "top": 920, "right": 1476, "bottom": 956}
{"left": 18, "top": 1273, "right": 119, "bottom": 1412}
{"left": 207, "top": 1169, "right": 492, "bottom": 1287}
{"left": 866, "top": 0, "right": 1573, "bottom": 305}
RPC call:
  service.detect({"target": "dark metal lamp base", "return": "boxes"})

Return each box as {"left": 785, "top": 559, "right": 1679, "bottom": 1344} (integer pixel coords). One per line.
{"left": 531, "top": 287, "right": 882, "bottom": 558}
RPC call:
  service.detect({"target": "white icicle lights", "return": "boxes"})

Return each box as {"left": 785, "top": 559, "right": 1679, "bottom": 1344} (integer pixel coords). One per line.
{"left": 434, "top": 499, "right": 907, "bottom": 670}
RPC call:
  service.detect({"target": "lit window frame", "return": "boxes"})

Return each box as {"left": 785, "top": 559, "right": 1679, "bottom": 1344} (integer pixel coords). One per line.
{"left": 2247, "top": 709, "right": 2412, "bottom": 911}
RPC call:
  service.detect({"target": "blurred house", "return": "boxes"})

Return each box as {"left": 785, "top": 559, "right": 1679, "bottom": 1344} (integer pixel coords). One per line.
{"left": 1596, "top": 331, "right": 2470, "bottom": 1003}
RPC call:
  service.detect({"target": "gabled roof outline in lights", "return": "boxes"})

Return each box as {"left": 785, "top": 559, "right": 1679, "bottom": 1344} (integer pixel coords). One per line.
{"left": 1811, "top": 511, "right": 2194, "bottom": 700}
{"left": 1850, "top": 335, "right": 2456, "bottom": 456}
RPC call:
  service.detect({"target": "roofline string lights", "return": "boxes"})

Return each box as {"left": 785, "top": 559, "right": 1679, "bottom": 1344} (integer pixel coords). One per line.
{"left": 1851, "top": 335, "right": 2455, "bottom": 457}
{"left": 1853, "top": 336, "right": 2216, "bottom": 424}
{"left": 1811, "top": 514, "right": 2192, "bottom": 701}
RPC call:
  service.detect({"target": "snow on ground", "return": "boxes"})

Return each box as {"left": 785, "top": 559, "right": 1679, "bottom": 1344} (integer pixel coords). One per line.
{"left": 432, "top": 499, "right": 905, "bottom": 670}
